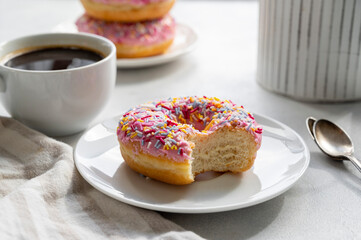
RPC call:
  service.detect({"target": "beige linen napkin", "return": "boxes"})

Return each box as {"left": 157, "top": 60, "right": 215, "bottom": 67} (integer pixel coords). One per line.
{"left": 0, "top": 117, "right": 204, "bottom": 240}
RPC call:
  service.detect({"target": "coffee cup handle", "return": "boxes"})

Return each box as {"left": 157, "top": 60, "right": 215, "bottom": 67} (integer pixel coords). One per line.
{"left": 0, "top": 73, "right": 5, "bottom": 92}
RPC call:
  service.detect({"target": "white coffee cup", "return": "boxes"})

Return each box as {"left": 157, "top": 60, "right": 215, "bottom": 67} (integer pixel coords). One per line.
{"left": 0, "top": 33, "right": 116, "bottom": 136}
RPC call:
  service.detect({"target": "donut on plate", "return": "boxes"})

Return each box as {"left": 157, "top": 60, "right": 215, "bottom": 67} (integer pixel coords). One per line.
{"left": 117, "top": 96, "right": 263, "bottom": 185}
{"left": 76, "top": 14, "right": 175, "bottom": 58}
{"left": 80, "top": 0, "right": 176, "bottom": 22}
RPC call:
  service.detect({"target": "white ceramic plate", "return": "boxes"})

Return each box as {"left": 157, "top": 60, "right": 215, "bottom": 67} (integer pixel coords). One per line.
{"left": 53, "top": 20, "right": 197, "bottom": 68}
{"left": 74, "top": 114, "right": 310, "bottom": 213}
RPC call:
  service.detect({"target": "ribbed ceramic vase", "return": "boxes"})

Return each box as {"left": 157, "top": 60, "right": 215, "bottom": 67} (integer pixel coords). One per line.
{"left": 257, "top": 0, "right": 361, "bottom": 102}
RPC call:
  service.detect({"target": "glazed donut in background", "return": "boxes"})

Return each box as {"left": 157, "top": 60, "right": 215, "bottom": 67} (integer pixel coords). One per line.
{"left": 117, "top": 96, "right": 263, "bottom": 185}
{"left": 80, "top": 0, "right": 176, "bottom": 22}
{"left": 76, "top": 14, "right": 176, "bottom": 58}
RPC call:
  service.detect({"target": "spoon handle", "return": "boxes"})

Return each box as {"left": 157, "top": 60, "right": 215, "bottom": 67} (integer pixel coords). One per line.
{"left": 345, "top": 155, "right": 361, "bottom": 173}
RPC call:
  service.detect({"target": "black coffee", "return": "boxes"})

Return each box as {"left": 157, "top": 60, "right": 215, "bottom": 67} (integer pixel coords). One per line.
{"left": 4, "top": 46, "right": 103, "bottom": 71}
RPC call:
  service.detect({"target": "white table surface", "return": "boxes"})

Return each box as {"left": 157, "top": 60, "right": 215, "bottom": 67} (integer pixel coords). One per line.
{"left": 1, "top": 0, "right": 361, "bottom": 239}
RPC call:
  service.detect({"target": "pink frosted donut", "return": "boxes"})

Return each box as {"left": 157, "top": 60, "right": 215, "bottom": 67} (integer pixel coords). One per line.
{"left": 117, "top": 96, "right": 263, "bottom": 185}
{"left": 79, "top": 0, "right": 175, "bottom": 22}
{"left": 76, "top": 14, "right": 175, "bottom": 58}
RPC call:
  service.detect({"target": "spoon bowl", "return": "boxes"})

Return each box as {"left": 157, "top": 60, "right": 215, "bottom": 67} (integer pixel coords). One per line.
{"left": 313, "top": 119, "right": 354, "bottom": 158}
{"left": 312, "top": 119, "right": 361, "bottom": 172}
{"left": 306, "top": 117, "right": 345, "bottom": 162}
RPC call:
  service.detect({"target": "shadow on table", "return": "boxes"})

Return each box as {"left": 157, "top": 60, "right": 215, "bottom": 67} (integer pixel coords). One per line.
{"left": 161, "top": 195, "right": 284, "bottom": 240}
{"left": 308, "top": 151, "right": 361, "bottom": 190}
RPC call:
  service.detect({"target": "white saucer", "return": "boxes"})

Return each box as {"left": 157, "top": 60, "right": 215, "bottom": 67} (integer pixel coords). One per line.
{"left": 53, "top": 20, "right": 197, "bottom": 68}
{"left": 74, "top": 114, "right": 310, "bottom": 213}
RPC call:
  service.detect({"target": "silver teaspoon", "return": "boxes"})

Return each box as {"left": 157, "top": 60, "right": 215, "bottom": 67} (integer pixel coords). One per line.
{"left": 313, "top": 119, "right": 361, "bottom": 173}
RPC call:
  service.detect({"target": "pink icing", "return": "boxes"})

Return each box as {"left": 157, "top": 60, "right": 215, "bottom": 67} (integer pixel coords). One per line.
{"left": 90, "top": 0, "right": 168, "bottom": 6}
{"left": 75, "top": 14, "right": 175, "bottom": 46}
{"left": 117, "top": 97, "right": 263, "bottom": 162}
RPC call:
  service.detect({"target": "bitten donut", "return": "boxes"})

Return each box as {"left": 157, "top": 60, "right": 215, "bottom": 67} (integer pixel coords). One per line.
{"left": 76, "top": 14, "right": 175, "bottom": 58}
{"left": 80, "top": 0, "right": 175, "bottom": 22}
{"left": 117, "top": 96, "right": 263, "bottom": 185}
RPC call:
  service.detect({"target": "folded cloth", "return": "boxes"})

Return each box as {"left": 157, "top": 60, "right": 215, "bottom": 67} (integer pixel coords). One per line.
{"left": 0, "top": 117, "right": 204, "bottom": 240}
